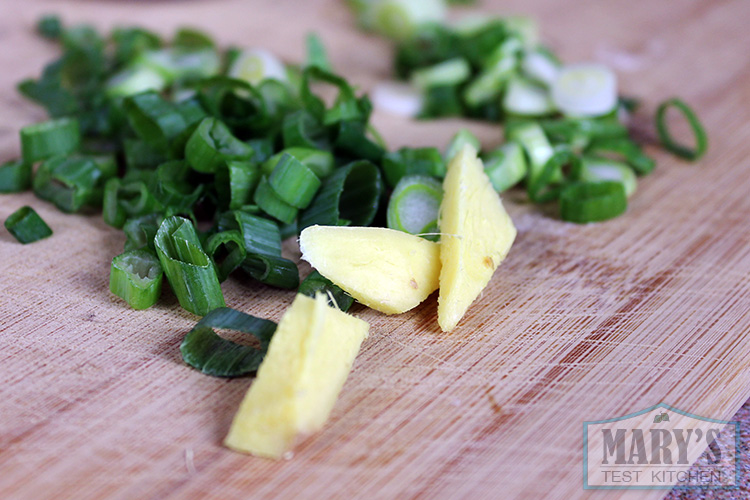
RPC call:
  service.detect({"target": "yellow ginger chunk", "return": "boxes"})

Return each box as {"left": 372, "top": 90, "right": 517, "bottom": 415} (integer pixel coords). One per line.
{"left": 224, "top": 293, "right": 369, "bottom": 458}
{"left": 299, "top": 225, "right": 441, "bottom": 314}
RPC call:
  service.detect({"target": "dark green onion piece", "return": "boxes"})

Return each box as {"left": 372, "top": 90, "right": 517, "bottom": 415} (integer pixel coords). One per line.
{"left": 0, "top": 160, "right": 32, "bottom": 193}
{"left": 37, "top": 15, "right": 62, "bottom": 40}
{"left": 586, "top": 137, "right": 655, "bottom": 175}
{"left": 334, "top": 120, "right": 386, "bottom": 163}
{"left": 123, "top": 213, "right": 163, "bottom": 252}
{"left": 282, "top": 110, "right": 330, "bottom": 150}
{"left": 103, "top": 177, "right": 162, "bottom": 228}
{"left": 655, "top": 98, "right": 708, "bottom": 161}
{"left": 483, "top": 141, "right": 527, "bottom": 192}
{"left": 218, "top": 210, "right": 283, "bottom": 256}
{"left": 33, "top": 156, "right": 106, "bottom": 213}
{"left": 299, "top": 270, "right": 354, "bottom": 312}
{"left": 306, "top": 33, "right": 332, "bottom": 71}
{"left": 123, "top": 92, "right": 187, "bottom": 154}
{"left": 419, "top": 85, "right": 462, "bottom": 118}
{"left": 560, "top": 181, "right": 627, "bottom": 223}
{"left": 580, "top": 156, "right": 637, "bottom": 198}
{"left": 253, "top": 176, "right": 298, "bottom": 224}
{"left": 152, "top": 160, "right": 203, "bottom": 214}
{"left": 20, "top": 118, "right": 80, "bottom": 163}
{"left": 299, "top": 160, "right": 383, "bottom": 229}
{"left": 4, "top": 206, "right": 52, "bottom": 244}
{"left": 241, "top": 254, "right": 300, "bottom": 289}
{"left": 527, "top": 148, "right": 582, "bottom": 203}
{"left": 206, "top": 230, "right": 247, "bottom": 282}
{"left": 268, "top": 153, "right": 321, "bottom": 209}
{"left": 154, "top": 216, "right": 225, "bottom": 316}
{"left": 180, "top": 307, "right": 277, "bottom": 377}
{"left": 185, "top": 117, "right": 253, "bottom": 173}
{"left": 386, "top": 175, "right": 442, "bottom": 241}
{"left": 382, "top": 147, "right": 445, "bottom": 187}
{"left": 215, "top": 160, "right": 260, "bottom": 210}
{"left": 109, "top": 249, "right": 163, "bottom": 310}
{"left": 124, "top": 139, "right": 167, "bottom": 170}
{"left": 261, "top": 147, "right": 335, "bottom": 179}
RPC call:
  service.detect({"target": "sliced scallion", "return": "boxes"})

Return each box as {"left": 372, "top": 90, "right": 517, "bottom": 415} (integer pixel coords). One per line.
{"left": 580, "top": 156, "right": 637, "bottom": 198}
{"left": 154, "top": 216, "right": 225, "bottom": 316}
{"left": 253, "top": 176, "right": 298, "bottom": 224}
{"left": 20, "top": 118, "right": 80, "bottom": 163}
{"left": 185, "top": 117, "right": 254, "bottom": 173}
{"left": 483, "top": 141, "right": 527, "bottom": 192}
{"left": 560, "top": 181, "right": 627, "bottom": 223}
{"left": 444, "top": 128, "right": 480, "bottom": 163}
{"left": 268, "top": 153, "right": 321, "bottom": 209}
{"left": 206, "top": 230, "right": 247, "bottom": 282}
{"left": 655, "top": 98, "right": 708, "bottom": 161}
{"left": 299, "top": 270, "right": 354, "bottom": 312}
{"left": 382, "top": 147, "right": 445, "bottom": 187}
{"left": 386, "top": 175, "right": 442, "bottom": 240}
{"left": 180, "top": 307, "right": 277, "bottom": 377}
{"left": 109, "top": 249, "right": 163, "bottom": 309}
{"left": 4, "top": 206, "right": 53, "bottom": 244}
{"left": 0, "top": 160, "right": 32, "bottom": 193}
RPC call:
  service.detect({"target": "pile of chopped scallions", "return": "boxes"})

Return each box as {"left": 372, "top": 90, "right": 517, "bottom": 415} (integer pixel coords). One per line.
{"left": 353, "top": 0, "right": 708, "bottom": 223}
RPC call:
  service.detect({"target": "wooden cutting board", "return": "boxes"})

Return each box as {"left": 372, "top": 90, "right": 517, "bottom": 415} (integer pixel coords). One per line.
{"left": 1, "top": 0, "right": 749, "bottom": 499}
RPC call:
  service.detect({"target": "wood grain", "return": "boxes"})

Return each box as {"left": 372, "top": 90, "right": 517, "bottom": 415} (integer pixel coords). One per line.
{"left": 1, "top": 1, "right": 749, "bottom": 499}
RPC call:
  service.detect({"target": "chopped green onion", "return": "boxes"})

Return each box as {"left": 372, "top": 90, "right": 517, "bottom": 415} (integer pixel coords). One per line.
{"left": 382, "top": 147, "right": 445, "bottom": 187}
{"left": 4, "top": 206, "right": 53, "bottom": 244}
{"left": 268, "top": 153, "right": 321, "bottom": 209}
{"left": 241, "top": 254, "right": 300, "bottom": 289}
{"left": 185, "top": 117, "right": 254, "bottom": 173}
{"left": 106, "top": 66, "right": 167, "bottom": 97}
{"left": 180, "top": 307, "right": 276, "bottom": 377}
{"left": 527, "top": 147, "right": 582, "bottom": 203}
{"left": 261, "top": 147, "right": 335, "bottom": 179}
{"left": 411, "top": 57, "right": 471, "bottom": 90}
{"left": 33, "top": 156, "right": 109, "bottom": 213}
{"left": 655, "top": 98, "right": 708, "bottom": 161}
{"left": 521, "top": 48, "right": 560, "bottom": 87}
{"left": 227, "top": 48, "right": 288, "bottom": 85}
{"left": 123, "top": 213, "right": 163, "bottom": 252}
{"left": 0, "top": 160, "right": 32, "bottom": 193}
{"left": 306, "top": 33, "right": 332, "bottom": 71}
{"left": 300, "top": 160, "right": 383, "bottom": 229}
{"left": 361, "top": 0, "right": 447, "bottom": 41}
{"left": 20, "top": 118, "right": 80, "bottom": 163}
{"left": 503, "top": 76, "right": 555, "bottom": 117}
{"left": 463, "top": 53, "right": 516, "bottom": 107}
{"left": 551, "top": 64, "right": 617, "bottom": 117}
{"left": 282, "top": 110, "right": 330, "bottom": 150}
{"left": 560, "top": 181, "right": 627, "bottom": 223}
{"left": 215, "top": 160, "right": 260, "bottom": 210}
{"left": 444, "top": 128, "right": 480, "bottom": 163}
{"left": 386, "top": 175, "right": 442, "bottom": 240}
{"left": 580, "top": 156, "right": 637, "bottom": 198}
{"left": 419, "top": 85, "right": 462, "bottom": 118}
{"left": 154, "top": 216, "right": 225, "bottom": 316}
{"left": 371, "top": 82, "right": 423, "bottom": 117}
{"left": 299, "top": 270, "right": 354, "bottom": 312}
{"left": 37, "top": 15, "right": 62, "bottom": 40}
{"left": 334, "top": 121, "right": 386, "bottom": 163}
{"left": 506, "top": 121, "right": 554, "bottom": 185}
{"left": 585, "top": 137, "right": 655, "bottom": 175}
{"left": 218, "top": 210, "right": 283, "bottom": 257}
{"left": 173, "top": 28, "right": 215, "bottom": 50}
{"left": 206, "top": 230, "right": 247, "bottom": 282}
{"left": 123, "top": 139, "right": 167, "bottom": 170}
{"left": 483, "top": 141, "right": 527, "bottom": 192}
{"left": 124, "top": 92, "right": 187, "bottom": 154}
{"left": 109, "top": 249, "right": 163, "bottom": 309}
{"left": 253, "top": 176, "right": 298, "bottom": 224}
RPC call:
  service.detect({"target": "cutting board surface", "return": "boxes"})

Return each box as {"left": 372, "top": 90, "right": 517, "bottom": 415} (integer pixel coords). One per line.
{"left": 1, "top": 1, "right": 750, "bottom": 499}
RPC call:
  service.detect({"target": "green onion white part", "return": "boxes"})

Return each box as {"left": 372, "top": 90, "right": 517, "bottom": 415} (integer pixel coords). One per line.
{"left": 580, "top": 156, "right": 637, "bottom": 198}
{"left": 522, "top": 49, "right": 560, "bottom": 87}
{"left": 228, "top": 48, "right": 288, "bottom": 85}
{"left": 483, "top": 141, "right": 527, "bottom": 192}
{"left": 386, "top": 175, "right": 442, "bottom": 240}
{"left": 361, "top": 0, "right": 447, "bottom": 40}
{"left": 552, "top": 63, "right": 617, "bottom": 117}
{"left": 371, "top": 82, "right": 423, "bottom": 117}
{"left": 502, "top": 76, "right": 555, "bottom": 116}
{"left": 410, "top": 57, "right": 471, "bottom": 90}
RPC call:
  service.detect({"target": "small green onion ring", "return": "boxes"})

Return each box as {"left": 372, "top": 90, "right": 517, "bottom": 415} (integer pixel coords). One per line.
{"left": 655, "top": 98, "right": 708, "bottom": 161}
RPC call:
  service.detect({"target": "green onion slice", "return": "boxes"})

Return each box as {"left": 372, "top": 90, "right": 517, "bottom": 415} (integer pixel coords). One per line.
{"left": 268, "top": 153, "right": 321, "bottom": 209}
{"left": 185, "top": 117, "right": 253, "bottom": 173}
{"left": 154, "top": 216, "right": 225, "bottom": 316}
{"left": 4, "top": 206, "right": 53, "bottom": 244}
{"left": 33, "top": 156, "right": 107, "bottom": 213}
{"left": 215, "top": 160, "right": 260, "bottom": 211}
{"left": 560, "top": 181, "right": 627, "bottom": 223}
{"left": 253, "top": 176, "right": 299, "bottom": 224}
{"left": 123, "top": 92, "right": 187, "bottom": 154}
{"left": 123, "top": 213, "right": 163, "bottom": 252}
{"left": 382, "top": 147, "right": 445, "bottom": 187}
{"left": 527, "top": 147, "right": 582, "bottom": 203}
{"left": 483, "top": 141, "right": 527, "bottom": 192}
{"left": 0, "top": 160, "right": 32, "bottom": 193}
{"left": 387, "top": 175, "right": 442, "bottom": 241}
{"left": 299, "top": 270, "right": 354, "bottom": 312}
{"left": 109, "top": 249, "right": 163, "bottom": 309}
{"left": 299, "top": 160, "right": 383, "bottom": 229}
{"left": 655, "top": 98, "right": 708, "bottom": 161}
{"left": 580, "top": 156, "right": 637, "bottom": 198}
{"left": 445, "top": 128, "right": 481, "bottom": 163}
{"left": 306, "top": 33, "right": 332, "bottom": 71}
{"left": 205, "top": 230, "right": 247, "bottom": 282}
{"left": 241, "top": 254, "right": 300, "bottom": 289}
{"left": 180, "top": 307, "right": 277, "bottom": 377}
{"left": 261, "top": 147, "right": 335, "bottom": 179}
{"left": 20, "top": 118, "right": 80, "bottom": 163}
{"left": 585, "top": 137, "right": 655, "bottom": 175}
